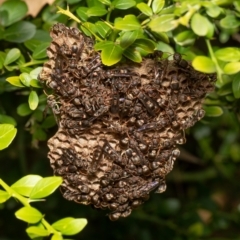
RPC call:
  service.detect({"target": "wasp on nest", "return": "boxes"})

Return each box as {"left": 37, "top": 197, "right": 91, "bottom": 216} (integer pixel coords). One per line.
{"left": 39, "top": 23, "right": 216, "bottom": 220}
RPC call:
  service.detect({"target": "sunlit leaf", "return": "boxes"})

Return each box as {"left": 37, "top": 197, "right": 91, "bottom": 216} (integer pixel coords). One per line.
{"left": 120, "top": 31, "right": 138, "bottom": 49}
{"left": 28, "top": 91, "right": 39, "bottom": 110}
{"left": 192, "top": 56, "right": 216, "bottom": 73}
{"left": 152, "top": 0, "right": 165, "bottom": 14}
{"left": 137, "top": 3, "right": 152, "bottom": 16}
{"left": 30, "top": 176, "right": 63, "bottom": 199}
{"left": 52, "top": 217, "right": 87, "bottom": 235}
{"left": 191, "top": 13, "right": 212, "bottom": 36}
{"left": 11, "top": 175, "right": 42, "bottom": 197}
{"left": 0, "top": 190, "right": 11, "bottom": 203}
{"left": 148, "top": 14, "right": 177, "bottom": 33}
{"left": 115, "top": 15, "right": 141, "bottom": 31}
{"left": 223, "top": 62, "right": 240, "bottom": 75}
{"left": 15, "top": 207, "right": 42, "bottom": 223}
{"left": 6, "top": 76, "right": 25, "bottom": 87}
{"left": 101, "top": 44, "right": 123, "bottom": 66}
{"left": 215, "top": 48, "right": 240, "bottom": 62}
{"left": 87, "top": 6, "right": 107, "bottom": 17}
{"left": 26, "top": 226, "right": 49, "bottom": 239}
{"left": 0, "top": 124, "right": 17, "bottom": 150}
{"left": 113, "top": 0, "right": 136, "bottom": 9}
{"left": 204, "top": 106, "right": 223, "bottom": 117}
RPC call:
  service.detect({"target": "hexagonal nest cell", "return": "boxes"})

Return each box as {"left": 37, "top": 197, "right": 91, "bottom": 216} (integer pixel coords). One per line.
{"left": 39, "top": 23, "right": 216, "bottom": 220}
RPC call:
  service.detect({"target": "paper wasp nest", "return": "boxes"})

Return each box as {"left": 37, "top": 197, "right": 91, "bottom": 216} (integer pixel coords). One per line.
{"left": 39, "top": 23, "right": 216, "bottom": 220}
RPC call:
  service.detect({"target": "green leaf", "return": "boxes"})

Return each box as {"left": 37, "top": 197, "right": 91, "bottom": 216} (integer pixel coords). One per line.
{"left": 223, "top": 62, "right": 240, "bottom": 75}
{"left": 214, "top": 48, "right": 240, "bottom": 62}
{"left": 120, "top": 31, "right": 138, "bottom": 49}
{"left": 30, "top": 67, "right": 43, "bottom": 80}
{"left": 95, "top": 21, "right": 111, "bottom": 39}
{"left": 132, "top": 38, "right": 156, "bottom": 56}
{"left": 206, "top": 5, "right": 222, "bottom": 18}
{"left": 76, "top": 7, "right": 88, "bottom": 21}
{"left": 152, "top": 0, "right": 165, "bottom": 14}
{"left": 220, "top": 15, "right": 240, "bottom": 29}
{"left": 101, "top": 44, "right": 123, "bottom": 66}
{"left": 33, "top": 128, "right": 47, "bottom": 141}
{"left": 113, "top": 0, "right": 136, "bottom": 9}
{"left": 204, "top": 106, "right": 223, "bottom": 117}
{"left": 98, "top": 0, "right": 111, "bottom": 5}
{"left": 0, "top": 114, "right": 17, "bottom": 126}
{"left": 123, "top": 47, "right": 142, "bottom": 63}
{"left": 94, "top": 41, "right": 114, "bottom": 51}
{"left": 148, "top": 14, "right": 177, "bottom": 33}
{"left": 156, "top": 41, "right": 174, "bottom": 55}
{"left": 41, "top": 115, "right": 56, "bottom": 129}
{"left": 3, "top": 21, "right": 36, "bottom": 43}
{"left": 32, "top": 42, "right": 49, "bottom": 59}
{"left": 30, "top": 79, "right": 42, "bottom": 88}
{"left": 0, "top": 190, "right": 11, "bottom": 203}
{"left": 15, "top": 207, "right": 42, "bottom": 224}
{"left": 17, "top": 103, "right": 32, "bottom": 116}
{"left": 0, "top": 0, "right": 28, "bottom": 27}
{"left": 11, "top": 175, "right": 42, "bottom": 197}
{"left": 51, "top": 233, "right": 63, "bottom": 240}
{"left": 52, "top": 218, "right": 87, "bottom": 235}
{"left": 87, "top": 6, "right": 107, "bottom": 17}
{"left": 174, "top": 30, "right": 195, "bottom": 46}
{"left": 28, "top": 91, "right": 39, "bottom": 110}
{"left": 4, "top": 48, "right": 21, "bottom": 65}
{"left": 30, "top": 176, "right": 63, "bottom": 199}
{"left": 191, "top": 13, "right": 212, "bottom": 36}
{"left": 6, "top": 76, "right": 25, "bottom": 87}
{"left": 137, "top": 3, "right": 152, "bottom": 16}
{"left": 20, "top": 73, "right": 31, "bottom": 86}
{"left": 0, "top": 124, "right": 17, "bottom": 150}
{"left": 232, "top": 73, "right": 240, "bottom": 98}
{"left": 115, "top": 15, "right": 141, "bottom": 31}
{"left": 192, "top": 56, "right": 216, "bottom": 73}
{"left": 26, "top": 226, "right": 49, "bottom": 239}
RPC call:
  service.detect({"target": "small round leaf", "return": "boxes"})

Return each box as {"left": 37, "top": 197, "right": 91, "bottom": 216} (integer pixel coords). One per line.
{"left": 52, "top": 218, "right": 87, "bottom": 235}
{"left": 191, "top": 13, "right": 212, "bottom": 36}
{"left": 114, "top": 15, "right": 141, "bottom": 31}
{"left": 4, "top": 48, "right": 21, "bottom": 66}
{"left": 204, "top": 106, "right": 223, "bottom": 117}
{"left": 28, "top": 91, "right": 39, "bottom": 110}
{"left": 214, "top": 47, "right": 240, "bottom": 62}
{"left": 223, "top": 62, "right": 240, "bottom": 75}
{"left": 6, "top": 76, "right": 25, "bottom": 87}
{"left": 26, "top": 226, "right": 49, "bottom": 238}
{"left": 192, "top": 56, "right": 216, "bottom": 73}
{"left": 232, "top": 74, "right": 240, "bottom": 99}
{"left": 152, "top": 0, "right": 165, "bottom": 14}
{"left": 17, "top": 103, "right": 32, "bottom": 116}
{"left": 101, "top": 44, "right": 123, "bottom": 66}
{"left": 15, "top": 207, "right": 42, "bottom": 223}
{"left": 114, "top": 0, "right": 136, "bottom": 9}
{"left": 137, "top": 3, "right": 152, "bottom": 16}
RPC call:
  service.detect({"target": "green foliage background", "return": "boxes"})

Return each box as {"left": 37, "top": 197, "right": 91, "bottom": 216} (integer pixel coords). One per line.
{"left": 0, "top": 0, "right": 240, "bottom": 239}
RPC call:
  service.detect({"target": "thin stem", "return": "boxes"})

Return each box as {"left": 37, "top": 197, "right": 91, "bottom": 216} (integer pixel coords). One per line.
{"left": 0, "top": 179, "right": 30, "bottom": 207}
{"left": 42, "top": 218, "right": 60, "bottom": 235}
{"left": 21, "top": 60, "right": 46, "bottom": 68}
{"left": 205, "top": 39, "right": 223, "bottom": 86}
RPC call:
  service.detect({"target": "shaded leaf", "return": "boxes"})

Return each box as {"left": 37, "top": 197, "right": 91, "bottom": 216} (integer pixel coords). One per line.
{"left": 4, "top": 48, "right": 21, "bottom": 66}
{"left": 15, "top": 207, "right": 42, "bottom": 223}
{"left": 204, "top": 106, "right": 223, "bottom": 117}
{"left": 120, "top": 31, "right": 138, "bottom": 49}
{"left": 17, "top": 103, "right": 32, "bottom": 116}
{"left": 95, "top": 21, "right": 111, "bottom": 39}
{"left": 11, "top": 175, "right": 42, "bottom": 197}
{"left": 30, "top": 79, "right": 42, "bottom": 88}
{"left": 0, "top": 0, "right": 28, "bottom": 27}
{"left": 132, "top": 38, "right": 156, "bottom": 56}
{"left": 52, "top": 217, "right": 87, "bottom": 235}
{"left": 30, "top": 176, "right": 63, "bottom": 199}
{"left": 232, "top": 73, "right": 240, "bottom": 98}
{"left": 33, "top": 42, "right": 50, "bottom": 59}
{"left": 0, "top": 114, "right": 17, "bottom": 126}
{"left": 123, "top": 47, "right": 142, "bottom": 62}
{"left": 192, "top": 56, "right": 216, "bottom": 73}
{"left": 76, "top": 7, "right": 88, "bottom": 21}
{"left": 3, "top": 21, "right": 36, "bottom": 43}
{"left": 220, "top": 15, "right": 240, "bottom": 29}
{"left": 0, "top": 124, "right": 17, "bottom": 150}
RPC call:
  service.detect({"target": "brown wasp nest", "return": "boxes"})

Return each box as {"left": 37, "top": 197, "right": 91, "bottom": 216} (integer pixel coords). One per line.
{"left": 39, "top": 23, "right": 216, "bottom": 220}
